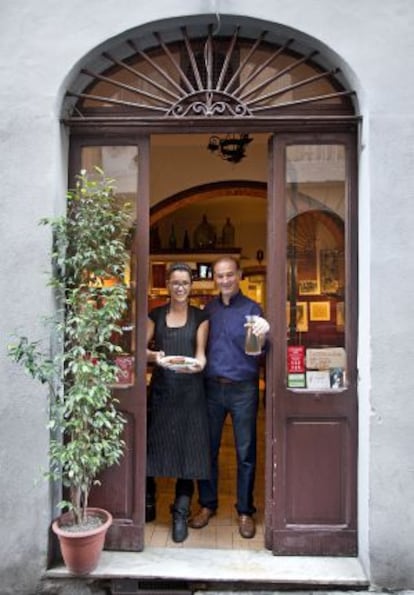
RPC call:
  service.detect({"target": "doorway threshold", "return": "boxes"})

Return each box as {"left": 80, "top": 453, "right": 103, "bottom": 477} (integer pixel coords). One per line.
{"left": 46, "top": 547, "right": 369, "bottom": 589}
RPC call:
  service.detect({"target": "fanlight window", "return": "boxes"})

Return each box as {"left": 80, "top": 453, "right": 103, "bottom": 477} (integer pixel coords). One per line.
{"left": 66, "top": 26, "right": 355, "bottom": 121}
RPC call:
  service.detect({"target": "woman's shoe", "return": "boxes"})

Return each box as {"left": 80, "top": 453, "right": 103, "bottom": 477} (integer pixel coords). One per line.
{"left": 171, "top": 495, "right": 190, "bottom": 542}
{"left": 145, "top": 477, "right": 156, "bottom": 523}
{"left": 145, "top": 501, "right": 156, "bottom": 523}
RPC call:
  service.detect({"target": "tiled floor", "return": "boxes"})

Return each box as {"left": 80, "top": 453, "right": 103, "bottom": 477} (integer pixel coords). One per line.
{"left": 145, "top": 397, "right": 266, "bottom": 550}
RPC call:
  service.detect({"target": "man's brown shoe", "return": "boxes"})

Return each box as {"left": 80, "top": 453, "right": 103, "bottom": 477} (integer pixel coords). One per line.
{"left": 238, "top": 514, "right": 256, "bottom": 539}
{"left": 188, "top": 507, "right": 216, "bottom": 529}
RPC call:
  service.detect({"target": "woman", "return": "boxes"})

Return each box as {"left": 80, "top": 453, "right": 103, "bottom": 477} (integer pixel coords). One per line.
{"left": 146, "top": 262, "right": 210, "bottom": 542}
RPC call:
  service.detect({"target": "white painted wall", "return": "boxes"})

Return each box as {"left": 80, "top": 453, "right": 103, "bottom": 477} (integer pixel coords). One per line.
{"left": 1, "top": 0, "right": 414, "bottom": 592}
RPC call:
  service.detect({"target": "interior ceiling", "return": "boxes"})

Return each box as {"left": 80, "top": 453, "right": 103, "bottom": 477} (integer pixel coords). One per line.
{"left": 149, "top": 132, "right": 268, "bottom": 215}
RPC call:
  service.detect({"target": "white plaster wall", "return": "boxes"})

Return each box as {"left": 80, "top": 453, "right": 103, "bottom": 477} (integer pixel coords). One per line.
{"left": 1, "top": 0, "right": 414, "bottom": 592}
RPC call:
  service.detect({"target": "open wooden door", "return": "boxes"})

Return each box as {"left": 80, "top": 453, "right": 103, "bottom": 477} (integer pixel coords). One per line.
{"left": 265, "top": 133, "right": 358, "bottom": 555}
{"left": 70, "top": 139, "right": 150, "bottom": 551}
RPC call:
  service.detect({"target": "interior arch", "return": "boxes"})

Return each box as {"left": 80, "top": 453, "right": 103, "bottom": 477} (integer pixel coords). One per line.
{"left": 150, "top": 180, "right": 266, "bottom": 224}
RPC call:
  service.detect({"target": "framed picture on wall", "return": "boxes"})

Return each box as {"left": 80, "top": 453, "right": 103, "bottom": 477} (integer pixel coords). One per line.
{"left": 336, "top": 301, "right": 345, "bottom": 330}
{"left": 286, "top": 301, "right": 309, "bottom": 332}
{"left": 309, "top": 301, "right": 331, "bottom": 321}
{"left": 299, "top": 279, "right": 320, "bottom": 295}
{"left": 320, "top": 249, "right": 340, "bottom": 294}
{"left": 151, "top": 262, "right": 167, "bottom": 290}
{"left": 296, "top": 302, "right": 309, "bottom": 331}
{"left": 197, "top": 262, "right": 213, "bottom": 279}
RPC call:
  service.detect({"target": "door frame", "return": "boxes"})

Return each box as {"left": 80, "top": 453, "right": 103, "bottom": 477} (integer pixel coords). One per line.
{"left": 68, "top": 124, "right": 358, "bottom": 555}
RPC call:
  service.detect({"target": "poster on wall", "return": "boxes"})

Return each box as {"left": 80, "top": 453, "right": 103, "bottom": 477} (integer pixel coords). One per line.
{"left": 287, "top": 346, "right": 305, "bottom": 373}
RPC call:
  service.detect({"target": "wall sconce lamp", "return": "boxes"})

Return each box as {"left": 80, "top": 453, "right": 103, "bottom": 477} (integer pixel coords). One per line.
{"left": 207, "top": 133, "right": 253, "bottom": 164}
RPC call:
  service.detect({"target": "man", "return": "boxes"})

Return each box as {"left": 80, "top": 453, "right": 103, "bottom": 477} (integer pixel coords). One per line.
{"left": 189, "top": 257, "right": 269, "bottom": 539}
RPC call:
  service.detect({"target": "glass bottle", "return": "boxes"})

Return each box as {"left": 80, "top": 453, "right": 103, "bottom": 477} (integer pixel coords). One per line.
{"left": 244, "top": 315, "right": 262, "bottom": 355}
{"left": 150, "top": 225, "right": 161, "bottom": 250}
{"left": 193, "top": 214, "right": 216, "bottom": 249}
{"left": 168, "top": 224, "right": 177, "bottom": 250}
{"left": 222, "top": 217, "right": 235, "bottom": 247}
{"left": 183, "top": 229, "right": 190, "bottom": 250}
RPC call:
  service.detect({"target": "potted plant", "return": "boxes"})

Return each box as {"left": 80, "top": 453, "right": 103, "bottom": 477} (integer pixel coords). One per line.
{"left": 8, "top": 168, "right": 132, "bottom": 574}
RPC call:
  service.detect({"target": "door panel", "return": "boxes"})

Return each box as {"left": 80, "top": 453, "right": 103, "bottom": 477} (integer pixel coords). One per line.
{"left": 266, "top": 134, "right": 358, "bottom": 555}
{"left": 285, "top": 418, "right": 348, "bottom": 524}
{"left": 89, "top": 411, "right": 135, "bottom": 519}
{"left": 74, "top": 141, "right": 150, "bottom": 551}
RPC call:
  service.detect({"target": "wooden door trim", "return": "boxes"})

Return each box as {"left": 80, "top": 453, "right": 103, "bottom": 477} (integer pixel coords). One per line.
{"left": 132, "top": 136, "right": 150, "bottom": 550}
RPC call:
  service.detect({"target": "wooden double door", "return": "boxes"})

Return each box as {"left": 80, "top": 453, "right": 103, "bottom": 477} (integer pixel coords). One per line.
{"left": 80, "top": 130, "right": 358, "bottom": 556}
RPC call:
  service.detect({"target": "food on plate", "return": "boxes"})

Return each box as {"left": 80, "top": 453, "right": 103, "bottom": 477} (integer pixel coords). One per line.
{"left": 159, "top": 355, "right": 198, "bottom": 370}
{"left": 167, "top": 356, "right": 186, "bottom": 365}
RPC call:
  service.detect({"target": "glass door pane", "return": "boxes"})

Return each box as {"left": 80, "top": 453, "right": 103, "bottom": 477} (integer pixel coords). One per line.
{"left": 81, "top": 146, "right": 138, "bottom": 387}
{"left": 285, "top": 144, "right": 347, "bottom": 391}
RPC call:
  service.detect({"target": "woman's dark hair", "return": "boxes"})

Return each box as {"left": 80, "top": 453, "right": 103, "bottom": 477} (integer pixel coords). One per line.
{"left": 167, "top": 262, "right": 193, "bottom": 280}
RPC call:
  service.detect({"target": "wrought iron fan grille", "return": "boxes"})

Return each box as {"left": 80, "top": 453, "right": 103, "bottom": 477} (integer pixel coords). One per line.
{"left": 65, "top": 25, "right": 355, "bottom": 122}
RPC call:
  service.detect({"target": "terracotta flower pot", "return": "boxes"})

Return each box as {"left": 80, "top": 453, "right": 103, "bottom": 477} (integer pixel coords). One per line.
{"left": 52, "top": 507, "right": 112, "bottom": 575}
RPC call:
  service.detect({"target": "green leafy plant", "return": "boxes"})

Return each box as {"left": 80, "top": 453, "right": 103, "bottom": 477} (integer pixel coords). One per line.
{"left": 8, "top": 168, "right": 132, "bottom": 526}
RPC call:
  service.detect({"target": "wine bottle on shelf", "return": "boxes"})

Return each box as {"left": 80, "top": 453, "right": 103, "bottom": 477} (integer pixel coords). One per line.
{"left": 222, "top": 217, "right": 235, "bottom": 247}
{"left": 150, "top": 225, "right": 161, "bottom": 250}
{"left": 183, "top": 229, "right": 190, "bottom": 250}
{"left": 193, "top": 214, "right": 216, "bottom": 249}
{"left": 168, "top": 224, "right": 177, "bottom": 250}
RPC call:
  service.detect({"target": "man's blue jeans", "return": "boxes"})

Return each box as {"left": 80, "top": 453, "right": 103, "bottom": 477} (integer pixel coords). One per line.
{"left": 197, "top": 378, "right": 259, "bottom": 516}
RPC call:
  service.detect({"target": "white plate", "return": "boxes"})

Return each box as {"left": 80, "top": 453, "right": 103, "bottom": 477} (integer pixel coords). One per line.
{"left": 159, "top": 355, "right": 198, "bottom": 371}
